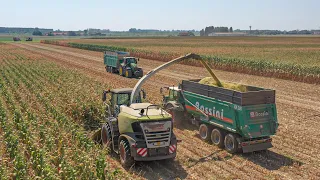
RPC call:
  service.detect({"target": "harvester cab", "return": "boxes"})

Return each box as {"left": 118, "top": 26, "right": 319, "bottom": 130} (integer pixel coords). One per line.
{"left": 102, "top": 88, "right": 145, "bottom": 117}
{"left": 94, "top": 87, "right": 177, "bottom": 168}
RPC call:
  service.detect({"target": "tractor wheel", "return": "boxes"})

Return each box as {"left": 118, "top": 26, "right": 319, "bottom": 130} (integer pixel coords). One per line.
{"left": 119, "top": 139, "right": 134, "bottom": 168}
{"left": 165, "top": 104, "right": 184, "bottom": 123}
{"left": 199, "top": 124, "right": 212, "bottom": 143}
{"left": 224, "top": 133, "right": 240, "bottom": 154}
{"left": 211, "top": 128, "right": 225, "bottom": 148}
{"left": 101, "top": 124, "right": 112, "bottom": 150}
{"left": 119, "top": 67, "right": 123, "bottom": 76}
{"left": 125, "top": 69, "right": 132, "bottom": 78}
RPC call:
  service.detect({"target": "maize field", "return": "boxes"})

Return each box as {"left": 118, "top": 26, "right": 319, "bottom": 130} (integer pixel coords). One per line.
{"left": 41, "top": 36, "right": 320, "bottom": 84}
{"left": 1, "top": 40, "right": 320, "bottom": 179}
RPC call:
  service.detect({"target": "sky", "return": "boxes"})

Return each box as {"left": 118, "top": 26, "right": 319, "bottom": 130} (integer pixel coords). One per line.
{"left": 1, "top": 0, "right": 319, "bottom": 31}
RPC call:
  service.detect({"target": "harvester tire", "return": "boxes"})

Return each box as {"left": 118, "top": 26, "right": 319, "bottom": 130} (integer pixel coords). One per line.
{"left": 224, "top": 133, "right": 240, "bottom": 154}
{"left": 101, "top": 124, "right": 112, "bottom": 150}
{"left": 199, "top": 124, "right": 212, "bottom": 143}
{"left": 119, "top": 139, "right": 134, "bottom": 168}
{"left": 211, "top": 128, "right": 225, "bottom": 148}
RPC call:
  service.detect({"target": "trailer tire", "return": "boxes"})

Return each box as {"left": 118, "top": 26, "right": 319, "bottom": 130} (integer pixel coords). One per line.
{"left": 110, "top": 67, "right": 114, "bottom": 73}
{"left": 119, "top": 139, "right": 134, "bottom": 168}
{"left": 101, "top": 124, "right": 112, "bottom": 150}
{"left": 199, "top": 124, "right": 212, "bottom": 143}
{"left": 106, "top": 66, "right": 109, "bottom": 72}
{"left": 224, "top": 133, "right": 240, "bottom": 154}
{"left": 211, "top": 128, "right": 225, "bottom": 148}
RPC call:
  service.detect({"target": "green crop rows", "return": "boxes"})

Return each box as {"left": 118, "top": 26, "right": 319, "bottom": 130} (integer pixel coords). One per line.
{"left": 40, "top": 40, "right": 320, "bottom": 84}
{"left": 0, "top": 43, "right": 128, "bottom": 179}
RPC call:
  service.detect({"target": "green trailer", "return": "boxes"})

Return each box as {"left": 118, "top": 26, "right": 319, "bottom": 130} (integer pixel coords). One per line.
{"left": 162, "top": 79, "right": 278, "bottom": 153}
{"left": 104, "top": 50, "right": 143, "bottom": 78}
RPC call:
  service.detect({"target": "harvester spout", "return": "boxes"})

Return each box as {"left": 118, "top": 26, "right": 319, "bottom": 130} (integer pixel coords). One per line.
{"left": 199, "top": 59, "right": 222, "bottom": 87}
{"left": 130, "top": 53, "right": 202, "bottom": 104}
{"left": 130, "top": 53, "right": 223, "bottom": 104}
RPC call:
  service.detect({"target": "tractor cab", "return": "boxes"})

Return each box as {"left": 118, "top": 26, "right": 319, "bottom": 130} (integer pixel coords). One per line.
{"left": 102, "top": 88, "right": 145, "bottom": 117}
{"left": 160, "top": 86, "right": 181, "bottom": 105}
{"left": 123, "top": 57, "right": 138, "bottom": 65}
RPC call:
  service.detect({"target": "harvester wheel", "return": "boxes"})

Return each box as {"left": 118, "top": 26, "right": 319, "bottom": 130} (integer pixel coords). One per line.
{"left": 119, "top": 139, "right": 134, "bottom": 168}
{"left": 101, "top": 124, "right": 112, "bottom": 150}
{"left": 199, "top": 124, "right": 212, "bottom": 143}
{"left": 224, "top": 133, "right": 240, "bottom": 154}
{"left": 211, "top": 128, "right": 225, "bottom": 148}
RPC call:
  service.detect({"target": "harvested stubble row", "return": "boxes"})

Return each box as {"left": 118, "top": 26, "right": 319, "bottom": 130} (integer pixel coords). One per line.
{"left": 40, "top": 40, "right": 320, "bottom": 84}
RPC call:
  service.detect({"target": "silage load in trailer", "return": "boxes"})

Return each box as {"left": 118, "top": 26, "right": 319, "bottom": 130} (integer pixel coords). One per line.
{"left": 199, "top": 77, "right": 248, "bottom": 92}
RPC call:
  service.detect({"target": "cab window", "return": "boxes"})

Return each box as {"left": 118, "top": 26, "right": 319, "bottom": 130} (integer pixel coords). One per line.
{"left": 169, "top": 90, "right": 178, "bottom": 99}
{"left": 125, "top": 58, "right": 137, "bottom": 64}
{"left": 117, "top": 93, "right": 130, "bottom": 105}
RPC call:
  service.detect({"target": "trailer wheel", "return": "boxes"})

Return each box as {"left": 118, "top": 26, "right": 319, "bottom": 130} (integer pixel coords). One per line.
{"left": 211, "top": 128, "right": 225, "bottom": 148}
{"left": 199, "top": 124, "right": 212, "bottom": 142}
{"left": 110, "top": 67, "right": 114, "bottom": 73}
{"left": 224, "top": 133, "right": 239, "bottom": 154}
{"left": 119, "top": 139, "right": 134, "bottom": 168}
{"left": 101, "top": 124, "right": 112, "bottom": 150}
{"left": 105, "top": 66, "right": 109, "bottom": 72}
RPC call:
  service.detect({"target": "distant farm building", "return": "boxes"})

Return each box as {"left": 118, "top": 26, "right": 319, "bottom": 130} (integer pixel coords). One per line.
{"left": 314, "top": 31, "right": 320, "bottom": 35}
{"left": 178, "top": 32, "right": 195, "bottom": 36}
{"left": 52, "top": 32, "right": 67, "bottom": 36}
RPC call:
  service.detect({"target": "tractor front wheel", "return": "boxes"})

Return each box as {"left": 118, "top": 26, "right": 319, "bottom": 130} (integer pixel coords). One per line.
{"left": 165, "top": 104, "right": 184, "bottom": 123}
{"left": 125, "top": 69, "right": 132, "bottom": 78}
{"left": 119, "top": 139, "right": 134, "bottom": 168}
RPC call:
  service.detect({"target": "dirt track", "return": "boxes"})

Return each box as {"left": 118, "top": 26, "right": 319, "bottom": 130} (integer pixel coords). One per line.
{"left": 12, "top": 42, "right": 320, "bottom": 179}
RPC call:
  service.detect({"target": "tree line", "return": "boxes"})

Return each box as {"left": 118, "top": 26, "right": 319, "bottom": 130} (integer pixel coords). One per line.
{"left": 200, "top": 26, "right": 233, "bottom": 36}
